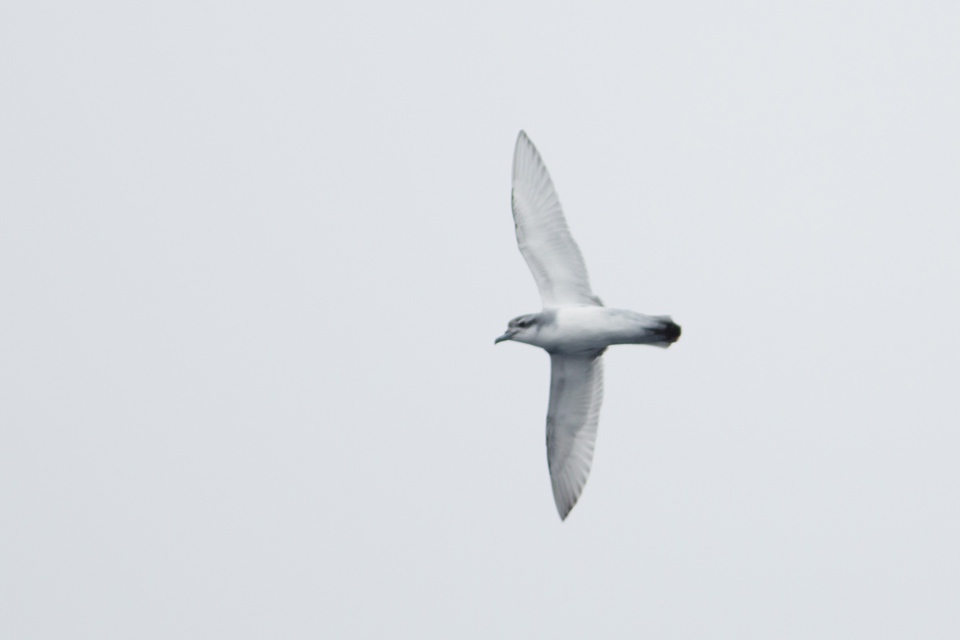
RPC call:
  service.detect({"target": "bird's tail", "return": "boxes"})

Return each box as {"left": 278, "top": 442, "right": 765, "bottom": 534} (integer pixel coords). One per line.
{"left": 649, "top": 317, "right": 681, "bottom": 348}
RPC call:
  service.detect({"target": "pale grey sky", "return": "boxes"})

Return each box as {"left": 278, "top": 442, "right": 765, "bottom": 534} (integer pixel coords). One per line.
{"left": 2, "top": 1, "right": 959, "bottom": 638}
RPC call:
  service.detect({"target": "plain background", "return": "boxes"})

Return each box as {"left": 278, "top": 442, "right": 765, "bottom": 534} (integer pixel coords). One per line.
{"left": 2, "top": 1, "right": 958, "bottom": 638}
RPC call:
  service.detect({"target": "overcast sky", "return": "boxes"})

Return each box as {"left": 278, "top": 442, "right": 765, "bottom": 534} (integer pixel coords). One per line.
{"left": 2, "top": 1, "right": 959, "bottom": 638}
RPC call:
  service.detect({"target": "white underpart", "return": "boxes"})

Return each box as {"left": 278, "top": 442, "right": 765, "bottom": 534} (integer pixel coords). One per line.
{"left": 530, "top": 306, "right": 672, "bottom": 354}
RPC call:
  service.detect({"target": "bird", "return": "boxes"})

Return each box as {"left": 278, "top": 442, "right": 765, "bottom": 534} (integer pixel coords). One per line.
{"left": 496, "top": 131, "right": 681, "bottom": 520}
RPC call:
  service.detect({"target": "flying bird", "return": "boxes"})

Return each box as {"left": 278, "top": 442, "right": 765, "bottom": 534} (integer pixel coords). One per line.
{"left": 496, "top": 131, "right": 681, "bottom": 520}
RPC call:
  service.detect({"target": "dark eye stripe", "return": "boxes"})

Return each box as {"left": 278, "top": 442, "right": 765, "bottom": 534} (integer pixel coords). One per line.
{"left": 511, "top": 316, "right": 536, "bottom": 329}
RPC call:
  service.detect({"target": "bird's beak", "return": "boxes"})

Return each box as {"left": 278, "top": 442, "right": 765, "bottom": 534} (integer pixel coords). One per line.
{"left": 494, "top": 330, "right": 515, "bottom": 344}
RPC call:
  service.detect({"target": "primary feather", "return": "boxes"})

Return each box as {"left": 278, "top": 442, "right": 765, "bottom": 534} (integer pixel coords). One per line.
{"left": 547, "top": 353, "right": 604, "bottom": 520}
{"left": 512, "top": 131, "right": 602, "bottom": 307}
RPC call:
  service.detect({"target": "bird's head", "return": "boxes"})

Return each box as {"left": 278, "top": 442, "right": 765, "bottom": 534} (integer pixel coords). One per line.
{"left": 495, "top": 313, "right": 541, "bottom": 345}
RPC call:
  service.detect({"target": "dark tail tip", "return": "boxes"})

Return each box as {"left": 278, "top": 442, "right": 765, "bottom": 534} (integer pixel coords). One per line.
{"left": 656, "top": 320, "right": 682, "bottom": 344}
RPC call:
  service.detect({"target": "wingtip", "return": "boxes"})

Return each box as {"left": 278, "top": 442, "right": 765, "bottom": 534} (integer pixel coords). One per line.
{"left": 515, "top": 130, "right": 534, "bottom": 152}
{"left": 556, "top": 498, "right": 575, "bottom": 521}
{"left": 553, "top": 487, "right": 578, "bottom": 521}
{"left": 512, "top": 130, "right": 544, "bottom": 182}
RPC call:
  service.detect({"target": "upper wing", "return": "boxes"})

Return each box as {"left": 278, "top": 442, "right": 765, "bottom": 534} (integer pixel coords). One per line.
{"left": 512, "top": 131, "right": 601, "bottom": 307}
{"left": 546, "top": 353, "right": 604, "bottom": 520}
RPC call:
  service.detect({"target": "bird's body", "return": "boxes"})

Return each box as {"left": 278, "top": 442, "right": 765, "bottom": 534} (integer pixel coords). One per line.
{"left": 503, "top": 306, "right": 680, "bottom": 355}
{"left": 497, "top": 131, "right": 681, "bottom": 520}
